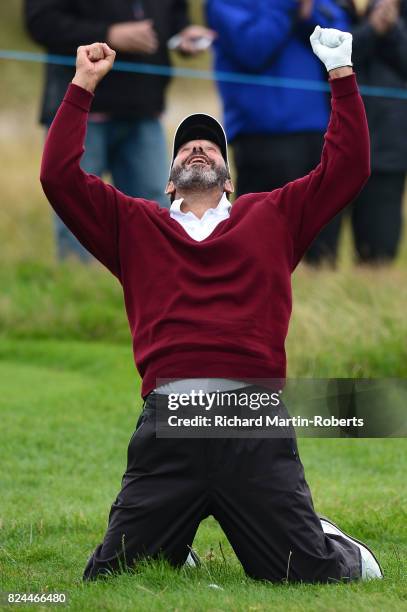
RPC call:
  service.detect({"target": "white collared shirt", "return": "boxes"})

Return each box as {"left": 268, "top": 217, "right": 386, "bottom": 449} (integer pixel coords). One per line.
{"left": 170, "top": 192, "right": 231, "bottom": 241}
{"left": 155, "top": 193, "right": 246, "bottom": 395}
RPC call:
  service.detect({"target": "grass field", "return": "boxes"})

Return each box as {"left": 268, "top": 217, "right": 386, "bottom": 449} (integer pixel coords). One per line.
{"left": 0, "top": 339, "right": 406, "bottom": 611}
{"left": 1, "top": 1, "right": 406, "bottom": 610}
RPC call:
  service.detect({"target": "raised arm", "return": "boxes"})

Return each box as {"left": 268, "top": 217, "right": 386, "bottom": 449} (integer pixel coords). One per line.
{"left": 40, "top": 43, "right": 124, "bottom": 278}
{"left": 274, "top": 27, "right": 370, "bottom": 269}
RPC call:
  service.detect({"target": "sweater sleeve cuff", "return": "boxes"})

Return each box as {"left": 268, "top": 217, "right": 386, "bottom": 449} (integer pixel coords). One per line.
{"left": 63, "top": 83, "right": 94, "bottom": 112}
{"left": 329, "top": 73, "right": 358, "bottom": 99}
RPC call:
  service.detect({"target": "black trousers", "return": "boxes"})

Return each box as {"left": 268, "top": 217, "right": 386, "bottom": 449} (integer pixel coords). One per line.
{"left": 84, "top": 389, "right": 361, "bottom": 583}
{"left": 307, "top": 171, "right": 406, "bottom": 264}
{"left": 350, "top": 171, "right": 405, "bottom": 263}
{"left": 233, "top": 133, "right": 405, "bottom": 264}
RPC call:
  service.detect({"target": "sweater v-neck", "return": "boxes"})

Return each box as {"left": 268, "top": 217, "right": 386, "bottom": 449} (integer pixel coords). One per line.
{"left": 161, "top": 202, "right": 236, "bottom": 244}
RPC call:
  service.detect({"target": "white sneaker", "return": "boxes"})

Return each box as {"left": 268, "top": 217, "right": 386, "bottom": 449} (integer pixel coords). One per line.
{"left": 184, "top": 549, "right": 201, "bottom": 568}
{"left": 320, "top": 517, "right": 383, "bottom": 580}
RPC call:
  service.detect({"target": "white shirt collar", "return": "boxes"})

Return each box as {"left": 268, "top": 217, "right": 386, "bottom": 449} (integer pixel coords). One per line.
{"left": 170, "top": 193, "right": 231, "bottom": 218}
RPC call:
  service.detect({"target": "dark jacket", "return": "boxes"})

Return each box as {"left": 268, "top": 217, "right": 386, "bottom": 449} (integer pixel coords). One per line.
{"left": 24, "top": 0, "right": 189, "bottom": 124}
{"left": 343, "top": 0, "right": 407, "bottom": 171}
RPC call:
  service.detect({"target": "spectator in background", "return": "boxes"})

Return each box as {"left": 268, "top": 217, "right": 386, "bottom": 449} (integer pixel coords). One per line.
{"left": 206, "top": 0, "right": 350, "bottom": 264}
{"left": 332, "top": 0, "right": 407, "bottom": 264}
{"left": 25, "top": 0, "right": 215, "bottom": 261}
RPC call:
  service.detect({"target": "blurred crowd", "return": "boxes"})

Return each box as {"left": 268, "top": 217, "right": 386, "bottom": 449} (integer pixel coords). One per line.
{"left": 24, "top": 0, "right": 407, "bottom": 265}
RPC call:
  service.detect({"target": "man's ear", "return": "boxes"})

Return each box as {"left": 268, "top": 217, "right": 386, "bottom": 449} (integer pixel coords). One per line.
{"left": 165, "top": 180, "right": 176, "bottom": 196}
{"left": 224, "top": 178, "right": 234, "bottom": 195}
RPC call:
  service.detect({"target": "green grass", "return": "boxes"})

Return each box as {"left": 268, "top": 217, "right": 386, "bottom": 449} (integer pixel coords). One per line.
{"left": 0, "top": 339, "right": 406, "bottom": 611}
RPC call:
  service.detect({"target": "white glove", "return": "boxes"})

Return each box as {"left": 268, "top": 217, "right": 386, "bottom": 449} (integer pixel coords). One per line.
{"left": 310, "top": 25, "right": 353, "bottom": 72}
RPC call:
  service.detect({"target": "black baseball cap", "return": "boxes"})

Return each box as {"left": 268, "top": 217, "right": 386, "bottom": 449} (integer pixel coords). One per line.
{"left": 171, "top": 113, "right": 229, "bottom": 169}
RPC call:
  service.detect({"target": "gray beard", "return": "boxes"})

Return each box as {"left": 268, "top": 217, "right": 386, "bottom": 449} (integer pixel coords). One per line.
{"left": 170, "top": 163, "right": 229, "bottom": 191}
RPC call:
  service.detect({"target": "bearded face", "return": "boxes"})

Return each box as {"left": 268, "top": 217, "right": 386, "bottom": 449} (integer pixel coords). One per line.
{"left": 169, "top": 147, "right": 230, "bottom": 191}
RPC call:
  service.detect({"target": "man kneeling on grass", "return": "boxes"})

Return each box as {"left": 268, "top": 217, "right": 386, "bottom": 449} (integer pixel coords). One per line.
{"left": 40, "top": 27, "right": 383, "bottom": 583}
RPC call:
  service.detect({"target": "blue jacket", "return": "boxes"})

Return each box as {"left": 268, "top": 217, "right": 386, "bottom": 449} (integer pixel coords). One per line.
{"left": 206, "top": 0, "right": 350, "bottom": 140}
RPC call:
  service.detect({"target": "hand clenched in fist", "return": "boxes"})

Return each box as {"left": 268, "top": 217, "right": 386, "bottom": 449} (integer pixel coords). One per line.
{"left": 310, "top": 26, "right": 353, "bottom": 73}
{"left": 72, "top": 42, "right": 116, "bottom": 93}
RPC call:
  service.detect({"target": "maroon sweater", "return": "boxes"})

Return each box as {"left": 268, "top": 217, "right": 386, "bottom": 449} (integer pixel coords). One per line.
{"left": 40, "top": 74, "right": 370, "bottom": 397}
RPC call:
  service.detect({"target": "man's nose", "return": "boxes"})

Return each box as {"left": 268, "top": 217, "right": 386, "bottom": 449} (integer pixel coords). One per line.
{"left": 192, "top": 146, "right": 204, "bottom": 154}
